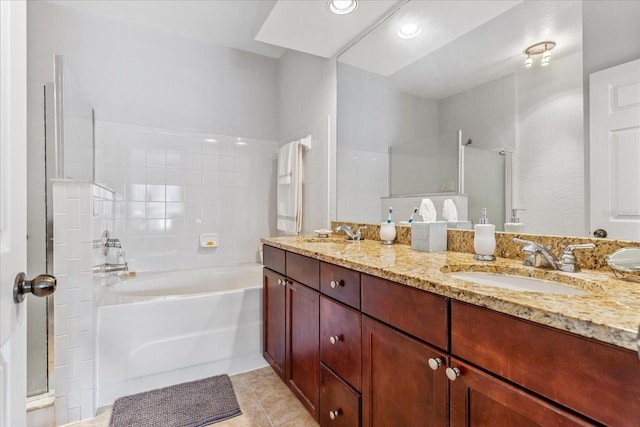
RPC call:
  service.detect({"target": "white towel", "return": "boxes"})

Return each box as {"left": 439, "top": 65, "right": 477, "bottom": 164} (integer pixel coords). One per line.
{"left": 277, "top": 140, "right": 302, "bottom": 234}
{"left": 278, "top": 141, "right": 296, "bottom": 185}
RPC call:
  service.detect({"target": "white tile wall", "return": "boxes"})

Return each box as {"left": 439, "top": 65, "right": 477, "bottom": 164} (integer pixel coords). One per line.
{"left": 95, "top": 121, "right": 278, "bottom": 272}
{"left": 52, "top": 181, "right": 114, "bottom": 425}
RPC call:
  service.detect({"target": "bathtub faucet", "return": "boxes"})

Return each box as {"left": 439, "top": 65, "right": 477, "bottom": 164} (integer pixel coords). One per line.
{"left": 92, "top": 262, "right": 129, "bottom": 273}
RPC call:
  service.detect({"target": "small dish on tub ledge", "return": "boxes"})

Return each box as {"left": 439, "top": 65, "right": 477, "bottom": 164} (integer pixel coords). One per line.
{"left": 314, "top": 229, "right": 333, "bottom": 238}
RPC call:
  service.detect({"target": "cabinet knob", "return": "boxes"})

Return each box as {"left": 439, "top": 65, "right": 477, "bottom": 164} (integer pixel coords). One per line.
{"left": 329, "top": 409, "right": 341, "bottom": 420}
{"left": 445, "top": 367, "right": 461, "bottom": 381}
{"left": 277, "top": 279, "right": 283, "bottom": 286}
{"left": 329, "top": 335, "right": 340, "bottom": 345}
{"left": 428, "top": 357, "right": 443, "bottom": 371}
{"left": 330, "top": 280, "right": 340, "bottom": 289}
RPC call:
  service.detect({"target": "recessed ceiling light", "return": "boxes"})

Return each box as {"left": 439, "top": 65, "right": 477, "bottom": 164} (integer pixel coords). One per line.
{"left": 235, "top": 138, "right": 248, "bottom": 146}
{"left": 397, "top": 23, "right": 422, "bottom": 39}
{"left": 204, "top": 138, "right": 217, "bottom": 143}
{"left": 327, "top": 0, "right": 358, "bottom": 15}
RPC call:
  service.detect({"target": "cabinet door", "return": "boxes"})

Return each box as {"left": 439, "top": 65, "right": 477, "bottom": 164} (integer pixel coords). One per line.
{"left": 287, "top": 280, "right": 320, "bottom": 421}
{"left": 448, "top": 358, "right": 594, "bottom": 427}
{"left": 263, "top": 268, "right": 286, "bottom": 380}
{"left": 362, "top": 316, "right": 448, "bottom": 427}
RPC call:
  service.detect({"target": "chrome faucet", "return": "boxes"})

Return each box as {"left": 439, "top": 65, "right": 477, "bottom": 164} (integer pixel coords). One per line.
{"left": 334, "top": 224, "right": 367, "bottom": 241}
{"left": 513, "top": 238, "right": 595, "bottom": 273}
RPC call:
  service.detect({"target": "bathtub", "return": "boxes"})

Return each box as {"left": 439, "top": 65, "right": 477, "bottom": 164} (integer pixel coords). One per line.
{"left": 96, "top": 263, "right": 267, "bottom": 407}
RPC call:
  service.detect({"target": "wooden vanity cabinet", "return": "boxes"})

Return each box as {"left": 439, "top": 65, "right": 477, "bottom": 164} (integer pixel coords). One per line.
{"left": 263, "top": 246, "right": 321, "bottom": 421}
{"left": 320, "top": 296, "right": 362, "bottom": 391}
{"left": 320, "top": 364, "right": 361, "bottom": 427}
{"left": 448, "top": 357, "right": 593, "bottom": 427}
{"left": 287, "top": 280, "right": 320, "bottom": 420}
{"left": 451, "top": 300, "right": 640, "bottom": 426}
{"left": 362, "top": 316, "right": 449, "bottom": 427}
{"left": 263, "top": 267, "right": 286, "bottom": 380}
{"left": 361, "top": 275, "right": 450, "bottom": 427}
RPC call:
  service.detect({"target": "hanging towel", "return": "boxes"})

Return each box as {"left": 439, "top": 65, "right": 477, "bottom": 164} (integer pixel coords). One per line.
{"left": 278, "top": 141, "right": 296, "bottom": 185}
{"left": 277, "top": 140, "right": 302, "bottom": 234}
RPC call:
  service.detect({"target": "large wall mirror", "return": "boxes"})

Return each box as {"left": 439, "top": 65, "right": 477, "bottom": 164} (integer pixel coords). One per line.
{"left": 336, "top": 0, "right": 639, "bottom": 240}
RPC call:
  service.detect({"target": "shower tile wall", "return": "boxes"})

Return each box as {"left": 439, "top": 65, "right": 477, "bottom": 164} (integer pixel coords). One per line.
{"left": 95, "top": 121, "right": 278, "bottom": 273}
{"left": 52, "top": 181, "right": 115, "bottom": 425}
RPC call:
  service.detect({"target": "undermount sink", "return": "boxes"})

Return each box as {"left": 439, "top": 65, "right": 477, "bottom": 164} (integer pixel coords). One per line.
{"left": 293, "top": 237, "right": 355, "bottom": 244}
{"left": 447, "top": 271, "right": 588, "bottom": 295}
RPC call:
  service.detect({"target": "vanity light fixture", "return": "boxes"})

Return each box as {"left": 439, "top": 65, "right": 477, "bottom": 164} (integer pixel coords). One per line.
{"left": 523, "top": 41, "right": 556, "bottom": 67}
{"left": 327, "top": 0, "right": 358, "bottom": 15}
{"left": 397, "top": 23, "right": 422, "bottom": 39}
{"left": 524, "top": 53, "right": 533, "bottom": 68}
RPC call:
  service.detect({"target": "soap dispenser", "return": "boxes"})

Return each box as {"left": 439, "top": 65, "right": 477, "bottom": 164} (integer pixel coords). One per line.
{"left": 504, "top": 208, "right": 525, "bottom": 233}
{"left": 474, "top": 208, "right": 496, "bottom": 261}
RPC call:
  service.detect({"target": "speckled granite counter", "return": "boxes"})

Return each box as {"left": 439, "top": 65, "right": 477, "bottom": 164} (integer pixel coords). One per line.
{"left": 261, "top": 236, "right": 640, "bottom": 352}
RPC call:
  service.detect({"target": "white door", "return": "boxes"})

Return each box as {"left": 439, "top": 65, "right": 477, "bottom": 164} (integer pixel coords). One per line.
{"left": 590, "top": 59, "right": 640, "bottom": 240}
{"left": 0, "top": 1, "right": 28, "bottom": 426}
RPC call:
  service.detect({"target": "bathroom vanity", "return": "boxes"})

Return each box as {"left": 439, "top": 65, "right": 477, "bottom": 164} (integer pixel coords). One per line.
{"left": 261, "top": 237, "right": 640, "bottom": 426}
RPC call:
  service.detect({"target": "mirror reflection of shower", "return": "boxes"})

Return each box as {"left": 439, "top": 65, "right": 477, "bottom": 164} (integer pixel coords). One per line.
{"left": 388, "top": 130, "right": 509, "bottom": 230}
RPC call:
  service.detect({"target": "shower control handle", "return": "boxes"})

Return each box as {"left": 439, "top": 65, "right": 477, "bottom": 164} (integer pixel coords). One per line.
{"left": 13, "top": 272, "right": 57, "bottom": 304}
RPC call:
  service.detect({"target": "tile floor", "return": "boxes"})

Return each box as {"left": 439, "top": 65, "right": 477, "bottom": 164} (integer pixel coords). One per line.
{"left": 66, "top": 366, "right": 319, "bottom": 427}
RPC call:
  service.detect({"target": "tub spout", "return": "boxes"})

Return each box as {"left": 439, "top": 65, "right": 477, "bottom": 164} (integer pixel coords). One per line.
{"left": 93, "top": 263, "right": 129, "bottom": 273}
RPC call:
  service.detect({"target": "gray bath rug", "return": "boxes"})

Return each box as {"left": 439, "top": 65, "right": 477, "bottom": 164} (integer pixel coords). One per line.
{"left": 109, "top": 374, "right": 241, "bottom": 427}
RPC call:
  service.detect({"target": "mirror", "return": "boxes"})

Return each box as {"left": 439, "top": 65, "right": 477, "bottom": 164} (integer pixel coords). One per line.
{"left": 607, "top": 248, "right": 640, "bottom": 281}
{"left": 337, "top": 0, "right": 588, "bottom": 235}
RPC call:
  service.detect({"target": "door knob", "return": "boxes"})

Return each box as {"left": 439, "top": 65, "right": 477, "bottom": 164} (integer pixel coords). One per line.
{"left": 13, "top": 272, "right": 56, "bottom": 303}
{"left": 593, "top": 229, "right": 607, "bottom": 238}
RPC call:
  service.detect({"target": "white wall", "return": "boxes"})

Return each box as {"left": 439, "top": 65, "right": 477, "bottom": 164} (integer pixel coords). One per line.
{"left": 277, "top": 50, "right": 337, "bottom": 233}
{"left": 515, "top": 52, "right": 584, "bottom": 235}
{"left": 439, "top": 74, "right": 517, "bottom": 152}
{"left": 337, "top": 63, "right": 439, "bottom": 222}
{"left": 27, "top": 1, "right": 278, "bottom": 140}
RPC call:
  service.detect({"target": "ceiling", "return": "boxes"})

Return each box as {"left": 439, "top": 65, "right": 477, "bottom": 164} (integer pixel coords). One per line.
{"left": 48, "top": 0, "right": 400, "bottom": 59}
{"left": 46, "top": 0, "right": 582, "bottom": 100}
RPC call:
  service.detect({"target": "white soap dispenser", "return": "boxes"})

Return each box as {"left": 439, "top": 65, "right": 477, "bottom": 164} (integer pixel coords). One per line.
{"left": 504, "top": 208, "right": 525, "bottom": 233}
{"left": 474, "top": 208, "right": 496, "bottom": 261}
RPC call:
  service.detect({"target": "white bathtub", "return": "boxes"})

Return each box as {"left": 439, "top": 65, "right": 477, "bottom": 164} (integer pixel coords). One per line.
{"left": 96, "top": 263, "right": 267, "bottom": 407}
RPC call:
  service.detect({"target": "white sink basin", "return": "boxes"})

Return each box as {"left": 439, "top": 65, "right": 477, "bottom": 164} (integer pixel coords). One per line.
{"left": 448, "top": 272, "right": 588, "bottom": 295}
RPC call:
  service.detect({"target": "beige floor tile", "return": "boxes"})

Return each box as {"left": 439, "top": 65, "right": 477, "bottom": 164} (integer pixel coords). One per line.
{"left": 246, "top": 370, "right": 316, "bottom": 426}
{"left": 65, "top": 366, "right": 316, "bottom": 427}
{"left": 276, "top": 411, "right": 319, "bottom": 427}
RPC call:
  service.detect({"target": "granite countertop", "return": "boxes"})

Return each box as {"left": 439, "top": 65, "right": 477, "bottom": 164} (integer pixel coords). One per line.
{"left": 261, "top": 236, "right": 640, "bottom": 352}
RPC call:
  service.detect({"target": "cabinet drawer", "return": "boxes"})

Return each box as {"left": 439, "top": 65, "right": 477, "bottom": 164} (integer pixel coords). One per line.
{"left": 320, "top": 296, "right": 362, "bottom": 391}
{"left": 286, "top": 252, "right": 320, "bottom": 290}
{"left": 361, "top": 274, "right": 448, "bottom": 350}
{"left": 263, "top": 245, "right": 285, "bottom": 275}
{"left": 320, "top": 262, "right": 361, "bottom": 309}
{"left": 320, "top": 364, "right": 360, "bottom": 427}
{"left": 451, "top": 301, "right": 640, "bottom": 427}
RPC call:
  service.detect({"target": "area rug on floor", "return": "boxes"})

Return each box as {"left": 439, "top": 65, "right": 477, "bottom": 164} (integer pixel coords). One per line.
{"left": 109, "top": 374, "right": 241, "bottom": 427}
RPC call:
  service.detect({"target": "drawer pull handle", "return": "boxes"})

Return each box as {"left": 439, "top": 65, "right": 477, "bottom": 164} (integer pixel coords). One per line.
{"left": 329, "top": 409, "right": 341, "bottom": 420}
{"left": 428, "top": 357, "right": 443, "bottom": 371}
{"left": 329, "top": 335, "right": 340, "bottom": 345}
{"left": 445, "top": 367, "right": 461, "bottom": 381}
{"left": 330, "top": 280, "right": 340, "bottom": 289}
